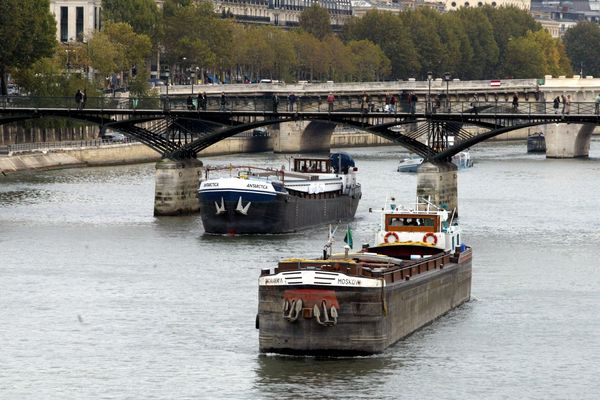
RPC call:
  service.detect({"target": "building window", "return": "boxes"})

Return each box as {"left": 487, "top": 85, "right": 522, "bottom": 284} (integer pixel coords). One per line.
{"left": 60, "top": 6, "right": 68, "bottom": 42}
{"left": 76, "top": 7, "right": 84, "bottom": 41}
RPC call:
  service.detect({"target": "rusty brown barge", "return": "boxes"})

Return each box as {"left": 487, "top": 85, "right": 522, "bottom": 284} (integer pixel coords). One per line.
{"left": 256, "top": 198, "right": 472, "bottom": 356}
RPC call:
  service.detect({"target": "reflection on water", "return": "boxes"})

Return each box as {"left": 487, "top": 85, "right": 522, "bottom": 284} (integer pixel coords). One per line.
{"left": 0, "top": 188, "right": 54, "bottom": 206}
{"left": 254, "top": 354, "right": 394, "bottom": 398}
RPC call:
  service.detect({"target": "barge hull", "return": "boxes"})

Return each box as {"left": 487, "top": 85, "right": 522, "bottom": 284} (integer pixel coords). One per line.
{"left": 199, "top": 188, "right": 361, "bottom": 234}
{"left": 258, "top": 253, "right": 472, "bottom": 355}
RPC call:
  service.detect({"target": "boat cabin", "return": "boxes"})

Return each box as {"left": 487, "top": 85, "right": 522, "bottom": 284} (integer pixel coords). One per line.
{"left": 294, "top": 158, "right": 332, "bottom": 173}
{"left": 384, "top": 213, "right": 441, "bottom": 233}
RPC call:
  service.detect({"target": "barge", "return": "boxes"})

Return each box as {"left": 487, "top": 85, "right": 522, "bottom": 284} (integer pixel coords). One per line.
{"left": 257, "top": 198, "right": 472, "bottom": 355}
{"left": 197, "top": 153, "right": 361, "bottom": 234}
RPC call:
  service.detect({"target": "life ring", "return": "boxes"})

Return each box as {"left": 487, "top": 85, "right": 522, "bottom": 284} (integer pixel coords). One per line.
{"left": 423, "top": 232, "right": 438, "bottom": 245}
{"left": 384, "top": 231, "right": 399, "bottom": 244}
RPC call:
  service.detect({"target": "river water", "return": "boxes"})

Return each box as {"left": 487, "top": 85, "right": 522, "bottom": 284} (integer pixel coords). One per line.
{"left": 1, "top": 139, "right": 600, "bottom": 399}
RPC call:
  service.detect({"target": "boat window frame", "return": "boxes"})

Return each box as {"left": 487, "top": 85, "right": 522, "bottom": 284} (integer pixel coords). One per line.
{"left": 385, "top": 213, "right": 440, "bottom": 232}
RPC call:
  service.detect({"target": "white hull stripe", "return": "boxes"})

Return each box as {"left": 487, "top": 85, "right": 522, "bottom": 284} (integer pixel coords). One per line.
{"left": 259, "top": 270, "right": 384, "bottom": 288}
{"left": 198, "top": 188, "right": 277, "bottom": 196}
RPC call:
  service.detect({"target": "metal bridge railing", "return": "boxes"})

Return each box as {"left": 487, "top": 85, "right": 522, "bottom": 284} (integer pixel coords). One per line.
{"left": 4, "top": 138, "right": 137, "bottom": 156}
{"left": 2, "top": 95, "right": 600, "bottom": 116}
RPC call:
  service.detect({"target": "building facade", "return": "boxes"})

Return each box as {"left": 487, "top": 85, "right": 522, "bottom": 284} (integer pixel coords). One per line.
{"left": 442, "top": 0, "right": 530, "bottom": 9}
{"left": 49, "top": 0, "right": 102, "bottom": 42}
{"left": 214, "top": 0, "right": 352, "bottom": 29}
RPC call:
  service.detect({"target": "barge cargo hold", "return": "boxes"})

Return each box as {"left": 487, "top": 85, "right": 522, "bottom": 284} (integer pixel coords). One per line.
{"left": 257, "top": 198, "right": 472, "bottom": 355}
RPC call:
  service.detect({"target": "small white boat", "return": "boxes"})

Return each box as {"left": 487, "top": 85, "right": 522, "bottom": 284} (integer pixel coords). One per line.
{"left": 397, "top": 150, "right": 473, "bottom": 173}
{"left": 396, "top": 155, "right": 424, "bottom": 172}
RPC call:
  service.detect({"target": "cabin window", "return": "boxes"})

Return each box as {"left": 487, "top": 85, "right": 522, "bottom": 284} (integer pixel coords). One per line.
{"left": 452, "top": 236, "right": 455, "bottom": 249}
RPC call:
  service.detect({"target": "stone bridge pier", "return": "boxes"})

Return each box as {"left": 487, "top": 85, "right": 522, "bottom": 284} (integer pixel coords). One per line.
{"left": 272, "top": 120, "right": 336, "bottom": 153}
{"left": 543, "top": 123, "right": 595, "bottom": 158}
{"left": 416, "top": 161, "right": 459, "bottom": 216}
{"left": 154, "top": 158, "right": 203, "bottom": 216}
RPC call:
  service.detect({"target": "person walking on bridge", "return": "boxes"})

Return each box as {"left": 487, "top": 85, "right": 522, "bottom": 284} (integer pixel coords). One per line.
{"left": 75, "top": 89, "right": 83, "bottom": 110}
{"left": 553, "top": 96, "right": 560, "bottom": 114}
{"left": 288, "top": 92, "right": 297, "bottom": 111}
{"left": 595, "top": 94, "right": 600, "bottom": 115}
{"left": 220, "top": 92, "right": 227, "bottom": 112}
{"left": 564, "top": 95, "right": 571, "bottom": 115}
{"left": 272, "top": 92, "right": 279, "bottom": 113}
{"left": 360, "top": 92, "right": 369, "bottom": 114}
{"left": 327, "top": 92, "right": 335, "bottom": 112}
{"left": 198, "top": 92, "right": 207, "bottom": 111}
{"left": 512, "top": 93, "right": 519, "bottom": 111}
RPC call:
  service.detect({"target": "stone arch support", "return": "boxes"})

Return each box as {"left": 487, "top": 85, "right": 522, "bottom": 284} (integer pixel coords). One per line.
{"left": 272, "top": 120, "right": 336, "bottom": 153}
{"left": 416, "top": 161, "right": 459, "bottom": 216}
{"left": 544, "top": 123, "right": 594, "bottom": 158}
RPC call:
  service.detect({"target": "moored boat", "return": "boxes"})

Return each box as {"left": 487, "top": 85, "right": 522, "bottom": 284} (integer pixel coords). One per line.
{"left": 527, "top": 132, "right": 546, "bottom": 153}
{"left": 256, "top": 198, "right": 472, "bottom": 356}
{"left": 197, "top": 153, "right": 361, "bottom": 234}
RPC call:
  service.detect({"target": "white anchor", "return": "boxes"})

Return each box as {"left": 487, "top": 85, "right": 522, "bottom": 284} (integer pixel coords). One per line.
{"left": 214, "top": 197, "right": 226, "bottom": 215}
{"left": 235, "top": 196, "right": 251, "bottom": 215}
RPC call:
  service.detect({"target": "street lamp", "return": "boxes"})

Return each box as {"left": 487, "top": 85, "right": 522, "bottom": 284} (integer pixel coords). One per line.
{"left": 443, "top": 72, "right": 451, "bottom": 112}
{"left": 190, "top": 69, "right": 195, "bottom": 94}
{"left": 164, "top": 70, "right": 170, "bottom": 111}
{"left": 165, "top": 71, "right": 170, "bottom": 95}
{"left": 427, "top": 71, "right": 433, "bottom": 114}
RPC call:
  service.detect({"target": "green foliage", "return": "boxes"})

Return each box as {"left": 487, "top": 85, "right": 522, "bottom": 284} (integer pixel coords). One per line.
{"left": 563, "top": 21, "right": 600, "bottom": 77}
{"left": 87, "top": 22, "right": 152, "bottom": 80}
{"left": 502, "top": 35, "right": 545, "bottom": 78}
{"left": 455, "top": 8, "right": 499, "bottom": 79}
{"left": 0, "top": 0, "right": 56, "bottom": 94}
{"left": 481, "top": 5, "right": 541, "bottom": 70}
{"left": 102, "top": 0, "right": 162, "bottom": 43}
{"left": 343, "top": 11, "right": 419, "bottom": 78}
{"left": 347, "top": 40, "right": 391, "bottom": 81}
{"left": 162, "top": 3, "right": 228, "bottom": 72}
{"left": 299, "top": 5, "right": 332, "bottom": 40}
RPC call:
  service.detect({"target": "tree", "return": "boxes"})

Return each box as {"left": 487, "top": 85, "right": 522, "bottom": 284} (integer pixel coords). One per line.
{"left": 323, "top": 35, "right": 355, "bottom": 82}
{"left": 482, "top": 5, "right": 541, "bottom": 72}
{"left": 563, "top": 21, "right": 600, "bottom": 77}
{"left": 88, "top": 22, "right": 152, "bottom": 85}
{"left": 102, "top": 0, "right": 162, "bottom": 40}
{"left": 299, "top": 4, "right": 332, "bottom": 40}
{"left": 290, "top": 30, "right": 324, "bottom": 81}
{"left": 456, "top": 8, "right": 499, "bottom": 79}
{"left": 343, "top": 11, "right": 419, "bottom": 78}
{"left": 526, "top": 29, "right": 571, "bottom": 77}
{"left": 436, "top": 13, "right": 473, "bottom": 81}
{"left": 162, "top": 2, "right": 234, "bottom": 81}
{"left": 347, "top": 40, "right": 391, "bottom": 81}
{"left": 502, "top": 36, "right": 545, "bottom": 79}
{"left": 401, "top": 9, "right": 446, "bottom": 78}
{"left": 0, "top": 0, "right": 56, "bottom": 95}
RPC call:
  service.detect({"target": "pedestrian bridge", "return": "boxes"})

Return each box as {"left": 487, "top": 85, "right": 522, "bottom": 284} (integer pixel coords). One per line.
{"left": 2, "top": 86, "right": 600, "bottom": 215}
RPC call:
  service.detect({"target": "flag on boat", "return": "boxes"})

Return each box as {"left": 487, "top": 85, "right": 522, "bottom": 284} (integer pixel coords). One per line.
{"left": 344, "top": 225, "right": 353, "bottom": 249}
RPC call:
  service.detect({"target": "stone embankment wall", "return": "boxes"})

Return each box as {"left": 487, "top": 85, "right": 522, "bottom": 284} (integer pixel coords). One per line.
{"left": 1, "top": 125, "right": 99, "bottom": 146}
{"left": 0, "top": 129, "right": 538, "bottom": 175}
{"left": 0, "top": 136, "right": 272, "bottom": 175}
